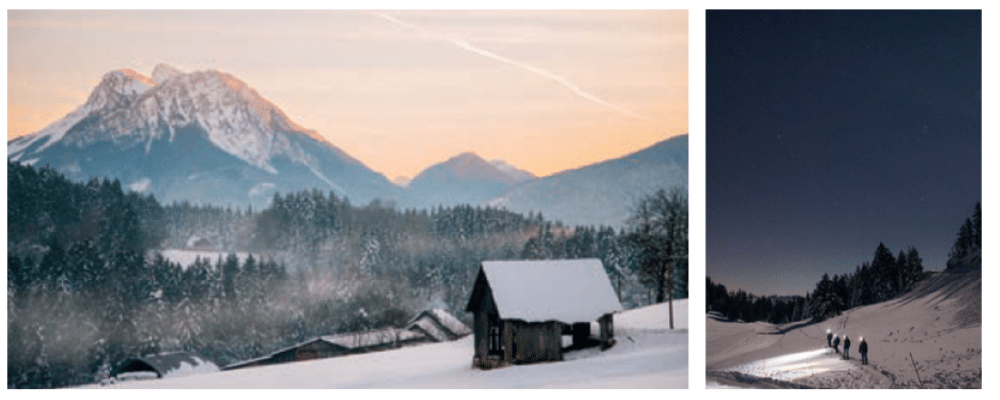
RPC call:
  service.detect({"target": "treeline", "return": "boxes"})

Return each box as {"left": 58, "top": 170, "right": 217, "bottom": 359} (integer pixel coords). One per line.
{"left": 8, "top": 161, "right": 688, "bottom": 388}
{"left": 949, "top": 202, "right": 981, "bottom": 264}
{"left": 707, "top": 242, "right": 926, "bottom": 324}
{"left": 8, "top": 162, "right": 171, "bottom": 387}
{"left": 807, "top": 243, "right": 925, "bottom": 322}
{"left": 7, "top": 162, "right": 165, "bottom": 258}
{"left": 706, "top": 279, "right": 810, "bottom": 324}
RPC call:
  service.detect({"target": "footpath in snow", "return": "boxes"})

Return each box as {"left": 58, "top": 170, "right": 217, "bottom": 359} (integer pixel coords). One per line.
{"left": 706, "top": 254, "right": 981, "bottom": 389}
{"left": 88, "top": 299, "right": 688, "bottom": 389}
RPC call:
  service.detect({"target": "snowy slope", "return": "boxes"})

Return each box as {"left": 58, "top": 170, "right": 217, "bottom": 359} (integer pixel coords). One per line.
{"left": 88, "top": 300, "right": 687, "bottom": 389}
{"left": 706, "top": 254, "right": 981, "bottom": 389}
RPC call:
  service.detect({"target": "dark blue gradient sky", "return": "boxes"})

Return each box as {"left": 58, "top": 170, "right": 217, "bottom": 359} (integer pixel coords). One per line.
{"left": 706, "top": 10, "right": 981, "bottom": 296}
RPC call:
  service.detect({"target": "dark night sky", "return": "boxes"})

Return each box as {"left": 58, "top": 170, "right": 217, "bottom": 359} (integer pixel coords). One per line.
{"left": 706, "top": 10, "right": 982, "bottom": 296}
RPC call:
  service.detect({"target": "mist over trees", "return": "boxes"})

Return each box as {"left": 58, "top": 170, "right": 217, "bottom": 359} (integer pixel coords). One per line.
{"left": 8, "top": 161, "right": 686, "bottom": 388}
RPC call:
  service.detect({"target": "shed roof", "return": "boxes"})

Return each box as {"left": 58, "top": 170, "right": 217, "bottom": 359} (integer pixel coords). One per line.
{"left": 406, "top": 308, "right": 472, "bottom": 341}
{"left": 321, "top": 327, "right": 424, "bottom": 349}
{"left": 473, "top": 259, "right": 622, "bottom": 323}
{"left": 113, "top": 351, "right": 219, "bottom": 378}
{"left": 222, "top": 337, "right": 346, "bottom": 370}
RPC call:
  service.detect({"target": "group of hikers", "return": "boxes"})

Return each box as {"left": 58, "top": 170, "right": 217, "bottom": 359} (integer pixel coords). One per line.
{"left": 826, "top": 328, "right": 868, "bottom": 365}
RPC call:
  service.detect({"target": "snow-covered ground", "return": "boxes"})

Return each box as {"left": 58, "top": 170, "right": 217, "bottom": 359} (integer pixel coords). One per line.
{"left": 88, "top": 299, "right": 687, "bottom": 389}
{"left": 706, "top": 255, "right": 981, "bottom": 389}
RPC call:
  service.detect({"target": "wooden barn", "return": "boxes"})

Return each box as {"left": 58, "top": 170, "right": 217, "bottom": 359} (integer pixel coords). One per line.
{"left": 112, "top": 351, "right": 219, "bottom": 381}
{"left": 465, "top": 259, "right": 623, "bottom": 369}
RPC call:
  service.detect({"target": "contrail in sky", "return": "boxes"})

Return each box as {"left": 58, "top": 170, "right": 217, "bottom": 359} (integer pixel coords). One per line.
{"left": 374, "top": 12, "right": 654, "bottom": 123}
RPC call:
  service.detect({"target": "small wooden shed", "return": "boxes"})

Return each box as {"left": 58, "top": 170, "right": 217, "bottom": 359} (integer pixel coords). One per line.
{"left": 465, "top": 259, "right": 623, "bottom": 369}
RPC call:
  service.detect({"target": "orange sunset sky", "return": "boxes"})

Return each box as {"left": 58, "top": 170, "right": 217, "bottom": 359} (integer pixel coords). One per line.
{"left": 7, "top": 10, "right": 688, "bottom": 180}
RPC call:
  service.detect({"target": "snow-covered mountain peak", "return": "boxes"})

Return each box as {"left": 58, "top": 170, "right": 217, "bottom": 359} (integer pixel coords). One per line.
{"left": 84, "top": 68, "right": 155, "bottom": 109}
{"left": 151, "top": 63, "right": 184, "bottom": 84}
{"left": 9, "top": 65, "right": 398, "bottom": 208}
{"left": 11, "top": 65, "right": 334, "bottom": 172}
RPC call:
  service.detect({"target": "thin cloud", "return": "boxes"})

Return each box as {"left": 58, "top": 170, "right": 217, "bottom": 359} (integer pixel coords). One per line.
{"left": 374, "top": 12, "right": 655, "bottom": 123}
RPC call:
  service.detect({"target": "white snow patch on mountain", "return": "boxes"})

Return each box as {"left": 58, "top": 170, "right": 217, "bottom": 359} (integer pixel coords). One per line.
{"left": 151, "top": 63, "right": 185, "bottom": 84}
{"left": 489, "top": 159, "right": 536, "bottom": 183}
{"left": 307, "top": 166, "right": 346, "bottom": 196}
{"left": 7, "top": 104, "right": 94, "bottom": 157}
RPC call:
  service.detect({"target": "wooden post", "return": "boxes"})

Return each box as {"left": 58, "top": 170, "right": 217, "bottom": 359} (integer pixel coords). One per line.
{"left": 910, "top": 352, "right": 923, "bottom": 388}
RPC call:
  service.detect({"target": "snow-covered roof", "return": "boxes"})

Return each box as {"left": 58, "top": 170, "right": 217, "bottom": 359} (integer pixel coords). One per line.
{"left": 114, "top": 352, "right": 219, "bottom": 379}
{"left": 406, "top": 309, "right": 472, "bottom": 341}
{"left": 478, "top": 259, "right": 623, "bottom": 323}
{"left": 321, "top": 328, "right": 424, "bottom": 349}
{"left": 409, "top": 317, "right": 450, "bottom": 342}
{"left": 428, "top": 309, "right": 472, "bottom": 337}
{"left": 225, "top": 328, "right": 429, "bottom": 369}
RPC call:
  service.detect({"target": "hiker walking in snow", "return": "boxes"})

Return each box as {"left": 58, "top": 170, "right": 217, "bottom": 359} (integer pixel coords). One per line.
{"left": 843, "top": 335, "right": 851, "bottom": 360}
{"left": 859, "top": 337, "right": 868, "bottom": 365}
{"left": 827, "top": 329, "right": 833, "bottom": 347}
{"left": 833, "top": 334, "right": 840, "bottom": 354}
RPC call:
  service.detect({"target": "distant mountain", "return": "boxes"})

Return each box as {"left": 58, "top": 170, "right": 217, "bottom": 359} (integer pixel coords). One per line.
{"left": 8, "top": 64, "right": 399, "bottom": 208}
{"left": 487, "top": 135, "right": 688, "bottom": 228}
{"left": 489, "top": 159, "right": 537, "bottom": 184}
{"left": 401, "top": 152, "right": 535, "bottom": 209}
{"left": 392, "top": 176, "right": 413, "bottom": 188}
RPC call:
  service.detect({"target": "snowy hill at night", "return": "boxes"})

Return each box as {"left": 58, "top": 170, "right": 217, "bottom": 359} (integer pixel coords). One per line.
{"left": 87, "top": 299, "right": 688, "bottom": 389}
{"left": 706, "top": 253, "right": 981, "bottom": 389}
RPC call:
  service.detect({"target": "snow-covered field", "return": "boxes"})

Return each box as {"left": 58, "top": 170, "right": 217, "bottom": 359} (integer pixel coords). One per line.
{"left": 706, "top": 255, "right": 981, "bottom": 389}
{"left": 88, "top": 299, "right": 687, "bottom": 389}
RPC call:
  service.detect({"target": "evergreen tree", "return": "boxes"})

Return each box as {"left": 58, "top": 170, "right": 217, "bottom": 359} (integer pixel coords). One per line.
{"left": 904, "top": 247, "right": 924, "bottom": 292}
{"left": 974, "top": 202, "right": 982, "bottom": 249}
{"left": 809, "top": 273, "right": 844, "bottom": 322}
